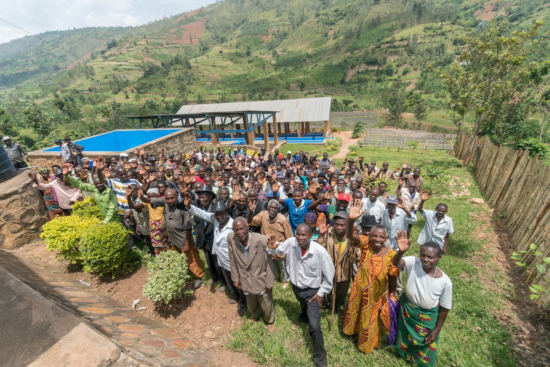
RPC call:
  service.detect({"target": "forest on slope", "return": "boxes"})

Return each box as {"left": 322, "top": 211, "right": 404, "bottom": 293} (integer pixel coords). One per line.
{"left": 1, "top": 0, "right": 550, "bottom": 153}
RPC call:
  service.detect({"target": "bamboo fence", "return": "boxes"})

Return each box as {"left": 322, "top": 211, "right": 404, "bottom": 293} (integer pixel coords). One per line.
{"left": 455, "top": 133, "right": 550, "bottom": 306}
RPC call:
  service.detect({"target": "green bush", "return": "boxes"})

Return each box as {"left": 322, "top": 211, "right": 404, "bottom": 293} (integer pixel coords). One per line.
{"left": 348, "top": 144, "right": 359, "bottom": 155}
{"left": 514, "top": 138, "right": 550, "bottom": 159}
{"left": 73, "top": 197, "right": 104, "bottom": 220}
{"left": 352, "top": 121, "right": 362, "bottom": 138}
{"left": 40, "top": 216, "right": 101, "bottom": 264}
{"left": 143, "top": 251, "right": 194, "bottom": 304}
{"left": 79, "top": 222, "right": 139, "bottom": 278}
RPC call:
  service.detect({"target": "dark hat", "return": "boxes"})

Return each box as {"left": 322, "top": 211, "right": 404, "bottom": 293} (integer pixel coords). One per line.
{"left": 55, "top": 139, "right": 62, "bottom": 144}
{"left": 334, "top": 211, "right": 348, "bottom": 220}
{"left": 195, "top": 185, "right": 217, "bottom": 199}
{"left": 54, "top": 168, "right": 63, "bottom": 176}
{"left": 360, "top": 215, "right": 378, "bottom": 228}
{"left": 212, "top": 200, "right": 229, "bottom": 213}
{"left": 386, "top": 196, "right": 399, "bottom": 205}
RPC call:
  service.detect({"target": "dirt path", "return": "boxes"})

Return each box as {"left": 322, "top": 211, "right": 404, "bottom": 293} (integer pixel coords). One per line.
{"left": 331, "top": 131, "right": 360, "bottom": 159}
{"left": 471, "top": 207, "right": 550, "bottom": 366}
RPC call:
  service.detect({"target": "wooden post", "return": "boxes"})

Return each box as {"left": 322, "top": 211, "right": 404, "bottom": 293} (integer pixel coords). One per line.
{"left": 273, "top": 115, "right": 279, "bottom": 147}
{"left": 210, "top": 117, "right": 219, "bottom": 144}
{"left": 324, "top": 120, "right": 330, "bottom": 137}
{"left": 298, "top": 122, "right": 302, "bottom": 137}
{"left": 263, "top": 122, "right": 270, "bottom": 151}
{"left": 285, "top": 122, "right": 290, "bottom": 134}
{"left": 243, "top": 115, "right": 254, "bottom": 147}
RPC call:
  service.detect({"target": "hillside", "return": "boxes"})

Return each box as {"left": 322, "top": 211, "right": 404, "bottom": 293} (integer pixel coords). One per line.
{"left": 1, "top": 0, "right": 550, "bottom": 150}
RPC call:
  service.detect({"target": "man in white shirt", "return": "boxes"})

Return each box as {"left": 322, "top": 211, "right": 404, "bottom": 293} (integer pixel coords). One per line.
{"left": 359, "top": 187, "right": 386, "bottom": 223}
{"left": 187, "top": 197, "right": 246, "bottom": 314}
{"left": 416, "top": 192, "right": 454, "bottom": 254}
{"left": 267, "top": 223, "right": 335, "bottom": 367}
{"left": 381, "top": 196, "right": 417, "bottom": 251}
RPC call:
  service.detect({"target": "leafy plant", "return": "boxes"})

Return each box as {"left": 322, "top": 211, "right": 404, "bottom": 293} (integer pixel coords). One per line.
{"left": 79, "top": 222, "right": 139, "bottom": 278}
{"left": 143, "top": 251, "right": 194, "bottom": 304}
{"left": 348, "top": 145, "right": 359, "bottom": 155}
{"left": 40, "top": 216, "right": 101, "bottom": 264}
{"left": 72, "top": 197, "right": 104, "bottom": 220}
{"left": 514, "top": 138, "right": 550, "bottom": 159}
{"left": 511, "top": 243, "right": 550, "bottom": 302}
{"left": 351, "top": 121, "right": 362, "bottom": 138}
{"left": 424, "top": 167, "right": 448, "bottom": 191}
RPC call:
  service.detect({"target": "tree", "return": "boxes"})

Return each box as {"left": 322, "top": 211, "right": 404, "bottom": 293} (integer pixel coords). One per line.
{"left": 299, "top": 81, "right": 306, "bottom": 91}
{"left": 439, "top": 20, "right": 548, "bottom": 163}
{"left": 24, "top": 102, "right": 52, "bottom": 139}
{"left": 382, "top": 82, "right": 406, "bottom": 120}
{"left": 414, "top": 97, "right": 428, "bottom": 121}
{"left": 0, "top": 108, "right": 18, "bottom": 138}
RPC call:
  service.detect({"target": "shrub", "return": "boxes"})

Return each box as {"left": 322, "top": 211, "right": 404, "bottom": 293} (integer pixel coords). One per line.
{"left": 331, "top": 127, "right": 339, "bottom": 132}
{"left": 40, "top": 216, "right": 100, "bottom": 264}
{"left": 73, "top": 197, "right": 104, "bottom": 220}
{"left": 79, "top": 222, "right": 139, "bottom": 278}
{"left": 352, "top": 121, "right": 362, "bottom": 138}
{"left": 514, "top": 138, "right": 550, "bottom": 159}
{"left": 348, "top": 145, "right": 359, "bottom": 155}
{"left": 143, "top": 251, "right": 194, "bottom": 304}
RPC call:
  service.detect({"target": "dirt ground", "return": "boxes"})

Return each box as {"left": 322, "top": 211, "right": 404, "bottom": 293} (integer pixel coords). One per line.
{"left": 470, "top": 206, "right": 550, "bottom": 367}
{"left": 14, "top": 242, "right": 257, "bottom": 367}
{"left": 331, "top": 131, "right": 360, "bottom": 159}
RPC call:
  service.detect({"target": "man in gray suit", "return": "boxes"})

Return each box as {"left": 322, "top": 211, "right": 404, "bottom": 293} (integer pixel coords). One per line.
{"left": 228, "top": 217, "right": 276, "bottom": 333}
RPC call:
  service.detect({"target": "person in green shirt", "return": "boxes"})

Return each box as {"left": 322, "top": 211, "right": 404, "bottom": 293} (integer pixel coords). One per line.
{"left": 64, "top": 168, "right": 119, "bottom": 224}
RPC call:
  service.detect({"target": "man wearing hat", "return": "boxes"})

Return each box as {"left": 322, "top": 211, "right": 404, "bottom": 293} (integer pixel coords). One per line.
{"left": 317, "top": 211, "right": 356, "bottom": 316}
{"left": 185, "top": 193, "right": 247, "bottom": 315}
{"left": 3, "top": 136, "right": 28, "bottom": 169}
{"left": 381, "top": 195, "right": 417, "bottom": 251}
{"left": 191, "top": 184, "right": 227, "bottom": 291}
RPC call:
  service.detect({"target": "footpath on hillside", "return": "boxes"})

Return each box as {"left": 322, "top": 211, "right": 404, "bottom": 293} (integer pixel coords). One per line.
{"left": 331, "top": 131, "right": 360, "bottom": 159}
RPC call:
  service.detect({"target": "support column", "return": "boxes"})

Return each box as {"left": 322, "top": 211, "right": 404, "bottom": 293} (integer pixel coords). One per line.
{"left": 324, "top": 120, "right": 330, "bottom": 137}
{"left": 285, "top": 122, "right": 290, "bottom": 134}
{"left": 242, "top": 115, "right": 254, "bottom": 147}
{"left": 273, "top": 115, "right": 279, "bottom": 147}
{"left": 210, "top": 117, "right": 219, "bottom": 144}
{"left": 263, "top": 122, "right": 270, "bottom": 151}
{"left": 268, "top": 123, "right": 272, "bottom": 134}
{"left": 298, "top": 122, "right": 302, "bottom": 137}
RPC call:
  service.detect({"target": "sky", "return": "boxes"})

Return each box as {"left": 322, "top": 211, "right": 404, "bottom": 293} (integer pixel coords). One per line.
{"left": 0, "top": 0, "right": 217, "bottom": 45}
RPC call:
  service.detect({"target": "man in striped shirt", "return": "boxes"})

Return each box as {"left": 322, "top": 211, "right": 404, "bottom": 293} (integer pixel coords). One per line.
{"left": 96, "top": 157, "right": 141, "bottom": 217}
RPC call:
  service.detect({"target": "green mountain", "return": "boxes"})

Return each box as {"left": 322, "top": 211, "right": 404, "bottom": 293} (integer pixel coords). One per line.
{"left": 1, "top": 0, "right": 549, "bottom": 149}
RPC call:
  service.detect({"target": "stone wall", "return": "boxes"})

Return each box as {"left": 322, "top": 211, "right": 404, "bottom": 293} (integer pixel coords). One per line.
{"left": 0, "top": 172, "right": 48, "bottom": 249}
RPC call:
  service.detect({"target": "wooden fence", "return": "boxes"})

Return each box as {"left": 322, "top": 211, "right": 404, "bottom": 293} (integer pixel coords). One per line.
{"left": 455, "top": 133, "right": 550, "bottom": 306}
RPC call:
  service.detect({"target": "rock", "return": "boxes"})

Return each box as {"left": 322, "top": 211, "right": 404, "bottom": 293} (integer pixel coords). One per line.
{"left": 441, "top": 195, "right": 448, "bottom": 199}
{"left": 204, "top": 331, "right": 213, "bottom": 338}
{"left": 469, "top": 198, "right": 485, "bottom": 205}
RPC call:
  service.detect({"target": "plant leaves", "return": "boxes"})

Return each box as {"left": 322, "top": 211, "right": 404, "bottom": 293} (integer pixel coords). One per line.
{"left": 536, "top": 264, "right": 547, "bottom": 274}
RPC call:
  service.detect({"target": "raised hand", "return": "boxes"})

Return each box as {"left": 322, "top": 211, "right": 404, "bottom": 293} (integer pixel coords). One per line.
{"left": 267, "top": 235, "right": 278, "bottom": 250}
{"left": 348, "top": 199, "right": 365, "bottom": 221}
{"left": 138, "top": 188, "right": 144, "bottom": 198}
{"left": 395, "top": 230, "right": 411, "bottom": 253}
{"left": 246, "top": 180, "right": 253, "bottom": 190}
{"left": 271, "top": 181, "right": 279, "bottom": 193}
{"left": 133, "top": 148, "right": 139, "bottom": 155}
{"left": 248, "top": 197, "right": 256, "bottom": 212}
{"left": 183, "top": 192, "right": 193, "bottom": 207}
{"left": 421, "top": 190, "right": 431, "bottom": 201}
{"left": 318, "top": 219, "right": 328, "bottom": 235}
{"left": 62, "top": 166, "right": 69, "bottom": 175}
{"left": 359, "top": 156, "right": 364, "bottom": 162}
{"left": 123, "top": 163, "right": 131, "bottom": 170}
{"left": 79, "top": 169, "right": 88, "bottom": 180}
{"left": 218, "top": 179, "right": 224, "bottom": 188}
{"left": 96, "top": 156, "right": 105, "bottom": 170}
{"left": 183, "top": 173, "right": 193, "bottom": 184}
{"left": 125, "top": 186, "right": 132, "bottom": 199}
{"left": 104, "top": 169, "right": 111, "bottom": 178}
{"left": 28, "top": 172, "right": 37, "bottom": 181}
{"left": 344, "top": 175, "right": 350, "bottom": 184}
{"left": 399, "top": 178, "right": 404, "bottom": 186}
{"left": 148, "top": 173, "right": 156, "bottom": 183}
{"left": 330, "top": 178, "right": 337, "bottom": 188}
{"left": 232, "top": 185, "right": 240, "bottom": 201}
{"left": 402, "top": 163, "right": 408, "bottom": 169}
{"left": 308, "top": 180, "right": 318, "bottom": 195}
{"left": 139, "top": 148, "right": 146, "bottom": 156}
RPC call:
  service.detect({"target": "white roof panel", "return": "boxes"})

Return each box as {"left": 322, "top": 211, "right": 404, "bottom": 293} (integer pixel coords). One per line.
{"left": 176, "top": 97, "right": 331, "bottom": 124}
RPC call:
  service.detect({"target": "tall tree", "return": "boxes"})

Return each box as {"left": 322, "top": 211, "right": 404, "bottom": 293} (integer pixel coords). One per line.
{"left": 439, "top": 20, "right": 548, "bottom": 162}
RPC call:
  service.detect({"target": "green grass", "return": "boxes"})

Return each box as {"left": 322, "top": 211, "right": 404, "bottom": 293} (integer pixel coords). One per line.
{"left": 224, "top": 148, "right": 516, "bottom": 366}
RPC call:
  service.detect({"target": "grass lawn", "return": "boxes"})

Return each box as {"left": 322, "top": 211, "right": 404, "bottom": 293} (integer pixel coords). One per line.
{"left": 225, "top": 147, "right": 516, "bottom": 366}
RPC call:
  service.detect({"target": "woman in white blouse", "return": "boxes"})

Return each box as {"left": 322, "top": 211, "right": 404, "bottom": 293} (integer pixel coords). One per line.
{"left": 390, "top": 230, "right": 453, "bottom": 367}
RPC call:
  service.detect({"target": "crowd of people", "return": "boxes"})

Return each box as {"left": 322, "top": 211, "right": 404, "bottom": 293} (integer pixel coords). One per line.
{"left": 11, "top": 136, "right": 455, "bottom": 367}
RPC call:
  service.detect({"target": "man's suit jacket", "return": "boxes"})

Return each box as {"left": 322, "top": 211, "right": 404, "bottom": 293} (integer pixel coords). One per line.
{"left": 227, "top": 232, "right": 275, "bottom": 295}
{"left": 192, "top": 200, "right": 215, "bottom": 250}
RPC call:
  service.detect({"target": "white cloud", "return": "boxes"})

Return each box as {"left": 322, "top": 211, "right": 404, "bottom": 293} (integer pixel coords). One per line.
{"left": 0, "top": 0, "right": 215, "bottom": 44}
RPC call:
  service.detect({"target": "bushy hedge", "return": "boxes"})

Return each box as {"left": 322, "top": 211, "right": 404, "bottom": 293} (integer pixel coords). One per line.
{"left": 80, "top": 222, "right": 140, "bottom": 278}
{"left": 143, "top": 251, "right": 194, "bottom": 304}
{"left": 72, "top": 197, "right": 104, "bottom": 219}
{"left": 40, "top": 216, "right": 101, "bottom": 264}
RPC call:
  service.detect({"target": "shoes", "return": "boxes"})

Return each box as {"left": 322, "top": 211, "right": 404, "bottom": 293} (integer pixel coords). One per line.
{"left": 208, "top": 279, "right": 214, "bottom": 286}
{"left": 265, "top": 324, "right": 277, "bottom": 334}
{"left": 237, "top": 306, "right": 247, "bottom": 317}
{"left": 193, "top": 279, "right": 202, "bottom": 289}
{"left": 219, "top": 285, "right": 226, "bottom": 293}
{"left": 282, "top": 283, "right": 289, "bottom": 289}
{"left": 298, "top": 313, "right": 309, "bottom": 324}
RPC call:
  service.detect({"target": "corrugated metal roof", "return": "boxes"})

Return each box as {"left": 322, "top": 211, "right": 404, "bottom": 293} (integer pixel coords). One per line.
{"left": 176, "top": 97, "right": 331, "bottom": 124}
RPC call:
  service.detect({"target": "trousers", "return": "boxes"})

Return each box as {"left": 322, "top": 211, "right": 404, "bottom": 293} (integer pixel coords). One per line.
{"left": 271, "top": 257, "right": 289, "bottom": 282}
{"left": 171, "top": 244, "right": 204, "bottom": 279}
{"left": 203, "top": 246, "right": 225, "bottom": 284}
{"left": 246, "top": 291, "right": 275, "bottom": 324}
{"left": 222, "top": 268, "right": 246, "bottom": 309}
{"left": 325, "top": 279, "right": 350, "bottom": 312}
{"left": 292, "top": 284, "right": 327, "bottom": 367}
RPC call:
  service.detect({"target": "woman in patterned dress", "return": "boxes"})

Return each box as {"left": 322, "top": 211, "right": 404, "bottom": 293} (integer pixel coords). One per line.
{"left": 342, "top": 199, "right": 400, "bottom": 354}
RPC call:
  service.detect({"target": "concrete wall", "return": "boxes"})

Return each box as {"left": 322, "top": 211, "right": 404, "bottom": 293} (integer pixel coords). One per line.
{"left": 0, "top": 172, "right": 48, "bottom": 249}
{"left": 27, "top": 128, "right": 197, "bottom": 168}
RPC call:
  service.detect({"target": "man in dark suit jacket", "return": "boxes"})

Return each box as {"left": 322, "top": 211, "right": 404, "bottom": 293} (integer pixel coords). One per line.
{"left": 228, "top": 217, "right": 276, "bottom": 332}
{"left": 193, "top": 185, "right": 227, "bottom": 291}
